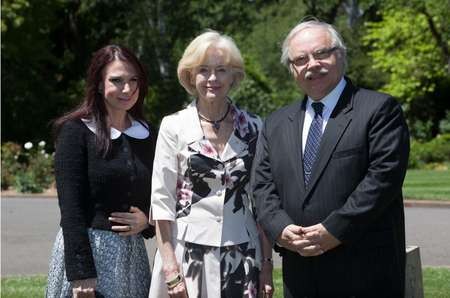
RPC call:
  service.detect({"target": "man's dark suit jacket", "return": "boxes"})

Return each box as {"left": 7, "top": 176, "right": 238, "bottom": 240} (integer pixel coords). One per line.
{"left": 252, "top": 78, "right": 410, "bottom": 297}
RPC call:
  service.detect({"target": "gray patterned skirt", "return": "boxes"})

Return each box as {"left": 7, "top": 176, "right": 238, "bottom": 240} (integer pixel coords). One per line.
{"left": 46, "top": 228, "right": 150, "bottom": 298}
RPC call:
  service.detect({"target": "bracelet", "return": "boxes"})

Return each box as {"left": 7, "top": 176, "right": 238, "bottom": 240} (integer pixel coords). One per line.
{"left": 166, "top": 273, "right": 183, "bottom": 289}
{"left": 263, "top": 257, "right": 273, "bottom": 264}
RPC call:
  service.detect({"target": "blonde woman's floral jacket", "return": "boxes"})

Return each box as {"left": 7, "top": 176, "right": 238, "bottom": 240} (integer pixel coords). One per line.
{"left": 151, "top": 101, "right": 262, "bottom": 250}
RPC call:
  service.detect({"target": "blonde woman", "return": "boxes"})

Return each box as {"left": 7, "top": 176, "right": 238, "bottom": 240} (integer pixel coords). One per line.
{"left": 149, "top": 31, "right": 274, "bottom": 298}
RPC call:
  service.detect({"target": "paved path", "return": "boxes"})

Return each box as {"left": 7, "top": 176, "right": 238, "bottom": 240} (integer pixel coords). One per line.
{"left": 1, "top": 197, "right": 449, "bottom": 276}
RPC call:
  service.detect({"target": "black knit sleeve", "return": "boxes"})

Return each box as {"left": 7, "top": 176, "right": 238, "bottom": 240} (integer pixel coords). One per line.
{"left": 54, "top": 120, "right": 96, "bottom": 281}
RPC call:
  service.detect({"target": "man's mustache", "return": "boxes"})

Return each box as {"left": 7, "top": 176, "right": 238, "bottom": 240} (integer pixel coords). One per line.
{"left": 305, "top": 68, "right": 328, "bottom": 80}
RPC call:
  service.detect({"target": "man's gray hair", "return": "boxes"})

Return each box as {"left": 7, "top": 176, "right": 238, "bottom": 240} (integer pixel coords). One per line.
{"left": 280, "top": 20, "right": 347, "bottom": 69}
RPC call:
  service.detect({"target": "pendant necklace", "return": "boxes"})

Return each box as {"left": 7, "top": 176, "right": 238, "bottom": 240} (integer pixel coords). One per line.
{"left": 198, "top": 103, "right": 231, "bottom": 131}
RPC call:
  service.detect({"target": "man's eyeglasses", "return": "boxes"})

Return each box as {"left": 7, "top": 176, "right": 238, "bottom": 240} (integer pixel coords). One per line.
{"left": 289, "top": 47, "right": 338, "bottom": 67}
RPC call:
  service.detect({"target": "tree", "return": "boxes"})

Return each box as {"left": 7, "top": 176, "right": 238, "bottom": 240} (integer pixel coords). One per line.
{"left": 2, "top": 0, "right": 274, "bottom": 143}
{"left": 2, "top": 0, "right": 74, "bottom": 143}
{"left": 3, "top": 0, "right": 448, "bottom": 143}
{"left": 363, "top": 0, "right": 450, "bottom": 138}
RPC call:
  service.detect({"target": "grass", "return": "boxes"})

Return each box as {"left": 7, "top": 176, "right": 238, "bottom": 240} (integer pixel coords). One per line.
{"left": 403, "top": 169, "right": 450, "bottom": 201}
{"left": 271, "top": 268, "right": 450, "bottom": 298}
{"left": 2, "top": 268, "right": 449, "bottom": 298}
{"left": 423, "top": 267, "right": 450, "bottom": 298}
{"left": 1, "top": 275, "right": 47, "bottom": 298}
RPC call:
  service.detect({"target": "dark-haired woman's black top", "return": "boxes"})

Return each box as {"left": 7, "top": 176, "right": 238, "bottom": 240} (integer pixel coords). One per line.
{"left": 54, "top": 118, "right": 155, "bottom": 281}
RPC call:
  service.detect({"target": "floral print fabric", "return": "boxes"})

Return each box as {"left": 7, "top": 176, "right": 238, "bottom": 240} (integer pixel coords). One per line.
{"left": 151, "top": 102, "right": 262, "bottom": 247}
{"left": 149, "top": 102, "right": 262, "bottom": 297}
{"left": 183, "top": 241, "right": 259, "bottom": 298}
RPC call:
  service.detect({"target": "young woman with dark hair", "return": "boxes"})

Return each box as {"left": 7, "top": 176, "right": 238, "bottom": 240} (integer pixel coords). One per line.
{"left": 47, "top": 45, "right": 155, "bottom": 298}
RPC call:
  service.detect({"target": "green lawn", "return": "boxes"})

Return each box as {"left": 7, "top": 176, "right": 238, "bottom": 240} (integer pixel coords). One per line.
{"left": 272, "top": 268, "right": 450, "bottom": 298}
{"left": 403, "top": 169, "right": 450, "bottom": 201}
{"left": 1, "top": 275, "right": 47, "bottom": 298}
{"left": 2, "top": 268, "right": 449, "bottom": 297}
{"left": 422, "top": 267, "right": 450, "bottom": 298}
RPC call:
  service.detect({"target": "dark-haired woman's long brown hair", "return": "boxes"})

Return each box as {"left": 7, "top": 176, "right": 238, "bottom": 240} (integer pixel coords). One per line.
{"left": 53, "top": 45, "right": 148, "bottom": 156}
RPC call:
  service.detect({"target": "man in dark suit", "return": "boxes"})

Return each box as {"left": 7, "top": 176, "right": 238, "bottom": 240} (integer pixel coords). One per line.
{"left": 252, "top": 20, "right": 410, "bottom": 297}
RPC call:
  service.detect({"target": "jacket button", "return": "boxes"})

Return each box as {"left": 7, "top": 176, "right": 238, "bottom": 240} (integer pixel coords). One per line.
{"left": 123, "top": 147, "right": 129, "bottom": 153}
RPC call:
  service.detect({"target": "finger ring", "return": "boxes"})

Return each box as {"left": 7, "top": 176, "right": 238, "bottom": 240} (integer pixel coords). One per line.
{"left": 128, "top": 225, "right": 132, "bottom": 231}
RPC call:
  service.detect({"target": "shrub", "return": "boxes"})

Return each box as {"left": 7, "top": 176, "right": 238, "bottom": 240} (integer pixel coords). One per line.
{"left": 1, "top": 141, "right": 54, "bottom": 193}
{"left": 1, "top": 142, "right": 22, "bottom": 190}
{"left": 409, "top": 134, "right": 450, "bottom": 169}
{"left": 439, "top": 111, "right": 450, "bottom": 134}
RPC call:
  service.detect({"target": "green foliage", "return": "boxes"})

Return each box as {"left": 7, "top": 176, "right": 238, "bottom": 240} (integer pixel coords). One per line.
{"left": 409, "top": 134, "right": 450, "bottom": 169}
{"left": 14, "top": 171, "right": 45, "bottom": 193}
{"left": 410, "top": 119, "right": 434, "bottom": 141}
{"left": 362, "top": 0, "right": 450, "bottom": 139}
{"left": 2, "top": 0, "right": 449, "bottom": 142}
{"left": 238, "top": 0, "right": 306, "bottom": 105}
{"left": 439, "top": 111, "right": 450, "bottom": 134}
{"left": 363, "top": 8, "right": 447, "bottom": 104}
{"left": 1, "top": 0, "right": 77, "bottom": 143}
{"left": 232, "top": 54, "right": 277, "bottom": 117}
{"left": 1, "top": 141, "right": 54, "bottom": 193}
{"left": 0, "top": 0, "right": 30, "bottom": 33}
{"left": 1, "top": 142, "right": 22, "bottom": 189}
{"left": 232, "top": 75, "right": 275, "bottom": 118}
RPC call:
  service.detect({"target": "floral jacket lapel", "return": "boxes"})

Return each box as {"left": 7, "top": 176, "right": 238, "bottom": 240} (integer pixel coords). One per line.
{"left": 220, "top": 105, "right": 256, "bottom": 162}
{"left": 185, "top": 101, "right": 258, "bottom": 162}
{"left": 183, "top": 101, "right": 220, "bottom": 161}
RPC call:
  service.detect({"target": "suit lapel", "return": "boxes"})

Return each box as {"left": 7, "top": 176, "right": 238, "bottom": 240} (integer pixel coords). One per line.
{"left": 303, "top": 79, "right": 355, "bottom": 200}
{"left": 287, "top": 99, "right": 308, "bottom": 195}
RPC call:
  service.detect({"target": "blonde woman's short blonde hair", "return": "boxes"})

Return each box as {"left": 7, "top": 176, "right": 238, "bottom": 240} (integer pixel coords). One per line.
{"left": 177, "top": 30, "right": 245, "bottom": 96}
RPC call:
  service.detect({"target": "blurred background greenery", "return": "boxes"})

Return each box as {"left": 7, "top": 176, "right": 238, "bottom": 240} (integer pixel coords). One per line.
{"left": 2, "top": 0, "right": 450, "bottom": 192}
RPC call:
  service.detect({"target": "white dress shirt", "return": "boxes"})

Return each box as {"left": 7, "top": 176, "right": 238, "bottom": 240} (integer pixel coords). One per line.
{"left": 302, "top": 77, "right": 347, "bottom": 154}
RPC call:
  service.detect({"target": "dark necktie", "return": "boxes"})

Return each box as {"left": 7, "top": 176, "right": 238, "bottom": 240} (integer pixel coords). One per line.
{"left": 303, "top": 102, "right": 324, "bottom": 186}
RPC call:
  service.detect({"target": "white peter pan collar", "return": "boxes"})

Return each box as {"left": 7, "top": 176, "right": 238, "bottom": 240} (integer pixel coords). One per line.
{"left": 81, "top": 116, "right": 149, "bottom": 140}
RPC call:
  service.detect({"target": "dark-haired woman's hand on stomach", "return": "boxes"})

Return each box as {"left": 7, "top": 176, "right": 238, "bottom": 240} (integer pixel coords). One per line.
{"left": 71, "top": 278, "right": 96, "bottom": 298}
{"left": 109, "top": 206, "right": 149, "bottom": 236}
